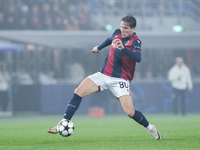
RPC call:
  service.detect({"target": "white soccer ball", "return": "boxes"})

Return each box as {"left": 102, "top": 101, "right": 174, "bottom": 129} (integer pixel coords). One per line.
{"left": 57, "top": 119, "right": 74, "bottom": 137}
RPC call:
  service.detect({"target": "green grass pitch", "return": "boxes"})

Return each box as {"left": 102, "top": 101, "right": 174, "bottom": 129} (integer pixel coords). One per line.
{"left": 0, "top": 114, "right": 199, "bottom": 150}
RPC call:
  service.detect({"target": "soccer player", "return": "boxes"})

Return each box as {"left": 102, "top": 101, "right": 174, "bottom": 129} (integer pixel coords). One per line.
{"left": 48, "top": 15, "right": 161, "bottom": 140}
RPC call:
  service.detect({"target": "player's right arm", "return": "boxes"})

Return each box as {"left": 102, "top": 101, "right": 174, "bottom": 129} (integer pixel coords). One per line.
{"left": 91, "top": 29, "right": 119, "bottom": 53}
{"left": 91, "top": 46, "right": 100, "bottom": 53}
{"left": 98, "top": 37, "right": 112, "bottom": 50}
{"left": 91, "top": 37, "right": 112, "bottom": 53}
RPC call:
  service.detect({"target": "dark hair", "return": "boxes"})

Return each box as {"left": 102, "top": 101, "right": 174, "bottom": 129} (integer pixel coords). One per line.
{"left": 121, "top": 15, "right": 136, "bottom": 28}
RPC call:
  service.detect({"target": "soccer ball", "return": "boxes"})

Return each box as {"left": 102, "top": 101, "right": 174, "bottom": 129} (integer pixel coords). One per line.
{"left": 57, "top": 119, "right": 74, "bottom": 137}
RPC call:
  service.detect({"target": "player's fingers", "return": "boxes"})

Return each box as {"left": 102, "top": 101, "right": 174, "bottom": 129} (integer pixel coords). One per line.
{"left": 113, "top": 39, "right": 117, "bottom": 42}
{"left": 113, "top": 38, "right": 120, "bottom": 43}
{"left": 91, "top": 49, "right": 99, "bottom": 53}
{"left": 116, "top": 41, "right": 121, "bottom": 45}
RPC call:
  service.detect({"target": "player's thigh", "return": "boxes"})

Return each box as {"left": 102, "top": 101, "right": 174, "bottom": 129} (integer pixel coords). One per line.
{"left": 75, "top": 77, "right": 99, "bottom": 97}
{"left": 119, "top": 95, "right": 135, "bottom": 117}
{"left": 110, "top": 79, "right": 131, "bottom": 98}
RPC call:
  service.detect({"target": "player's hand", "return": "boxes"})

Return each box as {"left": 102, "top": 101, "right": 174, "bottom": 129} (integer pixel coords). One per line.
{"left": 113, "top": 39, "right": 124, "bottom": 49}
{"left": 91, "top": 46, "right": 100, "bottom": 53}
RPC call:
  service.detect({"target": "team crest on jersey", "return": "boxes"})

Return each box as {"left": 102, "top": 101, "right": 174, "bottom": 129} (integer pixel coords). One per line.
{"left": 111, "top": 36, "right": 119, "bottom": 48}
{"left": 125, "top": 40, "right": 130, "bottom": 46}
{"left": 111, "top": 41, "right": 117, "bottom": 48}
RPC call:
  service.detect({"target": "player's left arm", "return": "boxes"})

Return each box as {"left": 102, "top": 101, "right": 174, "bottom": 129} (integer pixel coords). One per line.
{"left": 115, "top": 39, "right": 142, "bottom": 62}
{"left": 123, "top": 39, "right": 141, "bottom": 62}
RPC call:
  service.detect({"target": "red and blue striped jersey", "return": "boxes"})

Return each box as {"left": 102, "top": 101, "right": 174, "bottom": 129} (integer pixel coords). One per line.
{"left": 98, "top": 29, "right": 142, "bottom": 81}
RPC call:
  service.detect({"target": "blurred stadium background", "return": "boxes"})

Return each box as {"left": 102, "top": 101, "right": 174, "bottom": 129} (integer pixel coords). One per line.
{"left": 0, "top": 0, "right": 200, "bottom": 117}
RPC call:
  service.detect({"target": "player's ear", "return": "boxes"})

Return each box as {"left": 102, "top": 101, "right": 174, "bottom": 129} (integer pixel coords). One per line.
{"left": 131, "top": 27, "right": 135, "bottom": 32}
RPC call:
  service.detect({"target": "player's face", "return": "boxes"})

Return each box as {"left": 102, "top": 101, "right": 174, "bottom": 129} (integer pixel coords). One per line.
{"left": 120, "top": 21, "right": 135, "bottom": 38}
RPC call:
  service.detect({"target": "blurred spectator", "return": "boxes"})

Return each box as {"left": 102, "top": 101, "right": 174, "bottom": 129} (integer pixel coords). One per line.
{"left": 53, "top": 16, "right": 65, "bottom": 30}
{"left": 77, "top": 2, "right": 93, "bottom": 30}
{"left": 18, "top": 17, "right": 29, "bottom": 29}
{"left": 5, "top": 15, "right": 16, "bottom": 30}
{"left": 30, "top": 16, "right": 42, "bottom": 29}
{"left": 66, "top": 15, "right": 80, "bottom": 30}
{"left": 42, "top": 16, "right": 53, "bottom": 30}
{"left": 30, "top": 4, "right": 40, "bottom": 18}
{"left": 156, "top": 64, "right": 167, "bottom": 78}
{"left": 0, "top": 0, "right": 4, "bottom": 11}
{"left": 168, "top": 57, "right": 193, "bottom": 116}
{"left": 51, "top": 4, "right": 63, "bottom": 21}
{"left": 20, "top": 4, "right": 29, "bottom": 18}
{"left": 145, "top": 67, "right": 153, "bottom": 79}
{"left": 69, "top": 62, "right": 85, "bottom": 83}
{"left": 0, "top": 65, "right": 11, "bottom": 111}
{"left": 65, "top": 4, "right": 80, "bottom": 30}
{"left": 41, "top": 3, "right": 51, "bottom": 20}
{"left": 134, "top": 71, "right": 141, "bottom": 80}
{"left": 39, "top": 69, "right": 57, "bottom": 84}
{"left": 30, "top": 68, "right": 39, "bottom": 83}
{"left": 17, "top": 67, "right": 34, "bottom": 85}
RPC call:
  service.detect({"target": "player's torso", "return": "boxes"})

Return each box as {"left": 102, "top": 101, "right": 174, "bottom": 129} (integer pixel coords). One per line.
{"left": 101, "top": 31, "right": 138, "bottom": 81}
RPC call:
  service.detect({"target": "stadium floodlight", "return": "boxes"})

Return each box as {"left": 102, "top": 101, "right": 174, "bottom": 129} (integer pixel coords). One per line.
{"left": 105, "top": 24, "right": 112, "bottom": 31}
{"left": 172, "top": 25, "right": 184, "bottom": 32}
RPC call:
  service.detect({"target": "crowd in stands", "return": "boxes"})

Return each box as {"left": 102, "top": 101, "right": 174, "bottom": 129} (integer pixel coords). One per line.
{"left": 0, "top": 0, "right": 199, "bottom": 30}
{"left": 0, "top": 0, "right": 95, "bottom": 30}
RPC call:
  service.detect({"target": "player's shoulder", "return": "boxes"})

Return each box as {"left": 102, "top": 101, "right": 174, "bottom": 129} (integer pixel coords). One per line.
{"left": 131, "top": 33, "right": 142, "bottom": 50}
{"left": 112, "top": 29, "right": 121, "bottom": 35}
{"left": 132, "top": 38, "right": 142, "bottom": 46}
{"left": 132, "top": 32, "right": 141, "bottom": 40}
{"left": 111, "top": 29, "right": 121, "bottom": 39}
{"left": 130, "top": 32, "right": 141, "bottom": 43}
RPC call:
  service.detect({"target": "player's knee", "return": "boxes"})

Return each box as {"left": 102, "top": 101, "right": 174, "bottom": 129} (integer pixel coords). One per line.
{"left": 127, "top": 112, "right": 135, "bottom": 118}
{"left": 74, "top": 87, "right": 81, "bottom": 95}
{"left": 74, "top": 87, "right": 84, "bottom": 97}
{"left": 124, "top": 109, "right": 135, "bottom": 117}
